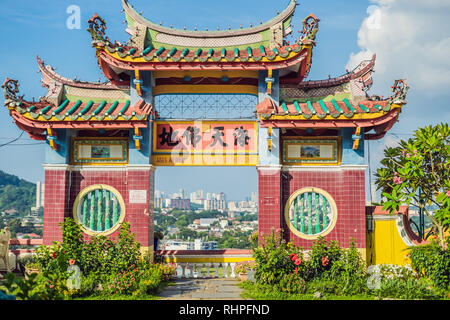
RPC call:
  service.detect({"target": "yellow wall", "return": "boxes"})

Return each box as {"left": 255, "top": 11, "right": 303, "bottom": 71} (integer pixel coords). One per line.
{"left": 367, "top": 217, "right": 412, "bottom": 266}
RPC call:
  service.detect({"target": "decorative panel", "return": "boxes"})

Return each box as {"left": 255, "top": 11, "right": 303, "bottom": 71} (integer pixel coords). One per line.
{"left": 71, "top": 138, "right": 129, "bottom": 165}
{"left": 282, "top": 137, "right": 341, "bottom": 165}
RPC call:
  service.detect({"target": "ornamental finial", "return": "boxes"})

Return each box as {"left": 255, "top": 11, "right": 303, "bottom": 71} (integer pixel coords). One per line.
{"left": 2, "top": 78, "right": 24, "bottom": 108}
{"left": 389, "top": 79, "right": 409, "bottom": 104}
{"left": 87, "top": 13, "right": 109, "bottom": 43}
{"left": 298, "top": 14, "right": 320, "bottom": 43}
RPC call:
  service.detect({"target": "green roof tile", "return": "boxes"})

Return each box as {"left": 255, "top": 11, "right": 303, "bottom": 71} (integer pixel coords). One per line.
{"left": 359, "top": 104, "right": 370, "bottom": 112}
{"left": 281, "top": 102, "right": 289, "bottom": 114}
{"left": 52, "top": 99, "right": 69, "bottom": 116}
{"left": 331, "top": 99, "right": 343, "bottom": 114}
{"left": 65, "top": 100, "right": 82, "bottom": 116}
{"left": 39, "top": 105, "right": 52, "bottom": 115}
{"left": 293, "top": 101, "right": 302, "bottom": 114}
{"left": 79, "top": 101, "right": 94, "bottom": 116}
{"left": 181, "top": 48, "right": 189, "bottom": 57}
{"left": 119, "top": 100, "right": 130, "bottom": 115}
{"left": 343, "top": 98, "right": 356, "bottom": 113}
{"left": 168, "top": 48, "right": 177, "bottom": 57}
{"left": 142, "top": 46, "right": 153, "bottom": 55}
{"left": 306, "top": 101, "right": 316, "bottom": 114}
{"left": 319, "top": 100, "right": 329, "bottom": 114}
{"left": 92, "top": 101, "right": 107, "bottom": 116}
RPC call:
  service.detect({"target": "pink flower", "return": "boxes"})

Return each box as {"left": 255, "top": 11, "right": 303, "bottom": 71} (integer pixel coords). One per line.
{"left": 446, "top": 191, "right": 450, "bottom": 197}
{"left": 393, "top": 176, "right": 403, "bottom": 185}
{"left": 69, "top": 259, "right": 75, "bottom": 265}
{"left": 295, "top": 267, "right": 298, "bottom": 275}
{"left": 295, "top": 258, "right": 302, "bottom": 266}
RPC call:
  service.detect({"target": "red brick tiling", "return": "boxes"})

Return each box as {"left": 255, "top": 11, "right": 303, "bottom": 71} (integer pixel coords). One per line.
{"left": 280, "top": 169, "right": 366, "bottom": 249}
{"left": 43, "top": 168, "right": 154, "bottom": 247}
{"left": 257, "top": 169, "right": 367, "bottom": 250}
{"left": 258, "top": 169, "right": 282, "bottom": 244}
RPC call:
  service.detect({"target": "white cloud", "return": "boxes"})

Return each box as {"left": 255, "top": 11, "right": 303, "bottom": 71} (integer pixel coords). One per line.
{"left": 346, "top": 0, "right": 450, "bottom": 95}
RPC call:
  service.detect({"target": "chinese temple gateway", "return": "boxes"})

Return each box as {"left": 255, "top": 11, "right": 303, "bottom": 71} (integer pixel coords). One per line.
{"left": 2, "top": 0, "right": 415, "bottom": 263}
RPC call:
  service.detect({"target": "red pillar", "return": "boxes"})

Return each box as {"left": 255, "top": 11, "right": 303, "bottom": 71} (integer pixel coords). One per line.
{"left": 43, "top": 166, "right": 71, "bottom": 245}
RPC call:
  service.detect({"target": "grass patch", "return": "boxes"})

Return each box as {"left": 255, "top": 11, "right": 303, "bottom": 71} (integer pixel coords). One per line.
{"left": 238, "top": 281, "right": 375, "bottom": 301}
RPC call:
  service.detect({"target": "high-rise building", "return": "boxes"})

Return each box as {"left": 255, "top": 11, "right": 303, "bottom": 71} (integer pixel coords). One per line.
{"left": 36, "top": 181, "right": 45, "bottom": 208}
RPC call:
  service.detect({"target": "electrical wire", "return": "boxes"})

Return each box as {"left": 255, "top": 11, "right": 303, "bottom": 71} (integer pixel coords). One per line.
{"left": 0, "top": 131, "right": 24, "bottom": 148}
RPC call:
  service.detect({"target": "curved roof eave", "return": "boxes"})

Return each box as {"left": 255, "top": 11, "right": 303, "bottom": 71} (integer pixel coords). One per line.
{"left": 122, "top": 0, "right": 297, "bottom": 38}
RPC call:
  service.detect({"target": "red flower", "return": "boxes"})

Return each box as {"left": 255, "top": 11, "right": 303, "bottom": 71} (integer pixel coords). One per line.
{"left": 290, "top": 253, "right": 298, "bottom": 261}
{"left": 322, "top": 257, "right": 329, "bottom": 267}
{"left": 295, "top": 258, "right": 302, "bottom": 266}
{"left": 294, "top": 267, "right": 298, "bottom": 275}
{"left": 52, "top": 252, "right": 57, "bottom": 259}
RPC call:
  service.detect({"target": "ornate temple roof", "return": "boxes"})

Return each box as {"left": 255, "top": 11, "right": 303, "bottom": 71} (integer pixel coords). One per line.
{"left": 257, "top": 78, "right": 409, "bottom": 140}
{"left": 122, "top": 0, "right": 297, "bottom": 50}
{"left": 2, "top": 58, "right": 155, "bottom": 140}
{"left": 89, "top": 2, "right": 319, "bottom": 80}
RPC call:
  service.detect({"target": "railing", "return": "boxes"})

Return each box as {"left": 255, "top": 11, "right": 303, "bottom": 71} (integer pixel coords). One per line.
{"left": 156, "top": 249, "right": 254, "bottom": 279}
{"left": 2, "top": 243, "right": 254, "bottom": 279}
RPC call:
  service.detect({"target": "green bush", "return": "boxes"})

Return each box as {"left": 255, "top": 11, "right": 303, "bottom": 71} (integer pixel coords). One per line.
{"left": 252, "top": 231, "right": 369, "bottom": 297}
{"left": 409, "top": 237, "right": 450, "bottom": 292}
{"left": 252, "top": 228, "right": 303, "bottom": 285}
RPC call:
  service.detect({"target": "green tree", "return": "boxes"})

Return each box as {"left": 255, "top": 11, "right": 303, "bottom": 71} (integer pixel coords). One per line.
{"left": 375, "top": 123, "right": 450, "bottom": 247}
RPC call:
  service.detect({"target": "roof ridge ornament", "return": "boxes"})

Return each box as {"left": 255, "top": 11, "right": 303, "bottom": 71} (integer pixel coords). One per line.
{"left": 88, "top": 13, "right": 109, "bottom": 44}
{"left": 2, "top": 78, "right": 24, "bottom": 109}
{"left": 389, "top": 79, "right": 409, "bottom": 105}
{"left": 298, "top": 14, "right": 320, "bottom": 43}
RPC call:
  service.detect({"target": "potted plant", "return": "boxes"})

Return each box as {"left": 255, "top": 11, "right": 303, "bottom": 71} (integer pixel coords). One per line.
{"left": 234, "top": 261, "right": 256, "bottom": 281}
{"left": 19, "top": 255, "right": 40, "bottom": 279}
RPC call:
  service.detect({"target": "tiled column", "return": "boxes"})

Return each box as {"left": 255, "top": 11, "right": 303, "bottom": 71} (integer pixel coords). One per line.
{"left": 126, "top": 166, "right": 155, "bottom": 255}
{"left": 257, "top": 166, "right": 282, "bottom": 243}
{"left": 42, "top": 165, "right": 71, "bottom": 245}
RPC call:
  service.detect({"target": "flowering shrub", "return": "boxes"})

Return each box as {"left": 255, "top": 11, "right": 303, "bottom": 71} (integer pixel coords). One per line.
{"left": 106, "top": 268, "right": 140, "bottom": 295}
{"left": 34, "top": 242, "right": 69, "bottom": 276}
{"left": 277, "top": 273, "right": 306, "bottom": 294}
{"left": 252, "top": 228, "right": 303, "bottom": 285}
{"left": 24, "top": 218, "right": 175, "bottom": 299}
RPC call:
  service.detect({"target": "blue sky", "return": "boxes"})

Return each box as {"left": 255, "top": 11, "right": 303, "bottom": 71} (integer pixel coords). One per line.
{"left": 0, "top": 0, "right": 448, "bottom": 201}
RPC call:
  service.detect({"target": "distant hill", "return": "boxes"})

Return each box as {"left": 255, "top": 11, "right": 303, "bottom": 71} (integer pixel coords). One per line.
{"left": 0, "top": 170, "right": 36, "bottom": 215}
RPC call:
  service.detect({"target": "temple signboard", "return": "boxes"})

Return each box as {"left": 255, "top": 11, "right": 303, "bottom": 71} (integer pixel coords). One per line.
{"left": 152, "top": 121, "right": 258, "bottom": 166}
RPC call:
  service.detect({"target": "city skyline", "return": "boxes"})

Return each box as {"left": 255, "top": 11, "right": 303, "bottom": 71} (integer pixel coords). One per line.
{"left": 155, "top": 186, "right": 257, "bottom": 202}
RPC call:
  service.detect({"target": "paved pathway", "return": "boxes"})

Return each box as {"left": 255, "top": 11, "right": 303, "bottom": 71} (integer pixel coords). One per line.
{"left": 158, "top": 278, "right": 251, "bottom": 300}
